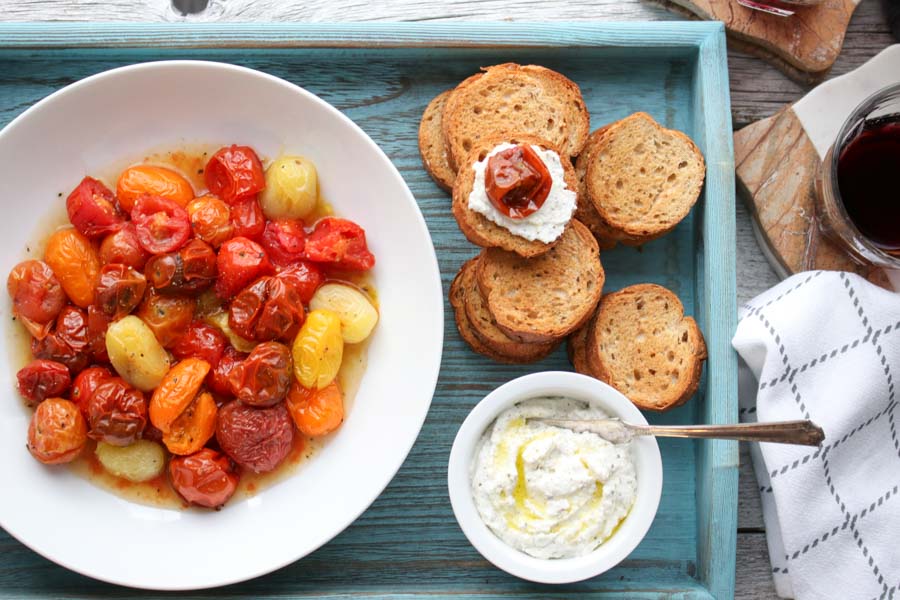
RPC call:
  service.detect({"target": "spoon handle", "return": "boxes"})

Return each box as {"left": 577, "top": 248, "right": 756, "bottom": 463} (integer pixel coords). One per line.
{"left": 630, "top": 420, "right": 825, "bottom": 446}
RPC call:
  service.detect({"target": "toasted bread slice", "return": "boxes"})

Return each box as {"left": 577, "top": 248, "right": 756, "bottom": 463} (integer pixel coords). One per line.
{"left": 574, "top": 125, "right": 619, "bottom": 249}
{"left": 451, "top": 133, "right": 578, "bottom": 258}
{"left": 566, "top": 320, "right": 594, "bottom": 375}
{"left": 476, "top": 220, "right": 604, "bottom": 343}
{"left": 584, "top": 283, "right": 707, "bottom": 411}
{"left": 461, "top": 257, "right": 558, "bottom": 362}
{"left": 418, "top": 90, "right": 456, "bottom": 191}
{"left": 441, "top": 63, "right": 589, "bottom": 170}
{"left": 584, "top": 112, "right": 705, "bottom": 244}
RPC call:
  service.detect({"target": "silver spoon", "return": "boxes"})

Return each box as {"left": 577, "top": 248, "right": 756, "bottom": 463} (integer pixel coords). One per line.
{"left": 529, "top": 418, "right": 825, "bottom": 446}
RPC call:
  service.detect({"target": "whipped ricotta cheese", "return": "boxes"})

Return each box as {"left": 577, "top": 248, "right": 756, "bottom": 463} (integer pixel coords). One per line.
{"left": 468, "top": 143, "right": 576, "bottom": 244}
{"left": 470, "top": 397, "right": 637, "bottom": 559}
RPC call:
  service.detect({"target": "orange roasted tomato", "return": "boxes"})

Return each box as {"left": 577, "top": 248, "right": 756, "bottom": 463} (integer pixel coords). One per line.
{"left": 7, "top": 260, "right": 67, "bottom": 339}
{"left": 162, "top": 391, "right": 217, "bottom": 456}
{"left": 286, "top": 380, "right": 344, "bottom": 437}
{"left": 149, "top": 358, "right": 210, "bottom": 433}
{"left": 136, "top": 291, "right": 196, "bottom": 348}
{"left": 43, "top": 228, "right": 101, "bottom": 308}
{"left": 27, "top": 398, "right": 87, "bottom": 464}
{"left": 186, "top": 195, "right": 233, "bottom": 248}
{"left": 169, "top": 448, "right": 239, "bottom": 509}
{"left": 116, "top": 165, "right": 194, "bottom": 212}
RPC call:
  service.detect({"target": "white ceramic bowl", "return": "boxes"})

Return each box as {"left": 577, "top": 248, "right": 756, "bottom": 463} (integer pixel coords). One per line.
{"left": 447, "top": 371, "right": 662, "bottom": 584}
{"left": 0, "top": 61, "right": 443, "bottom": 590}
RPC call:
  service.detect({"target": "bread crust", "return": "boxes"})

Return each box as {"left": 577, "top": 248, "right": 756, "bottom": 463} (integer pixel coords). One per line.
{"left": 417, "top": 90, "right": 456, "bottom": 191}
{"left": 451, "top": 133, "right": 578, "bottom": 258}
{"left": 477, "top": 220, "right": 604, "bottom": 343}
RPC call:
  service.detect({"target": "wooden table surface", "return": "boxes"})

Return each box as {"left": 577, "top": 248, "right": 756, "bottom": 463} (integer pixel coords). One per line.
{"left": 0, "top": 0, "right": 895, "bottom": 597}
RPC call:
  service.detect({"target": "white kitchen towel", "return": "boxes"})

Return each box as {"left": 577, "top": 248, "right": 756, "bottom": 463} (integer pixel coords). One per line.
{"left": 733, "top": 271, "right": 900, "bottom": 600}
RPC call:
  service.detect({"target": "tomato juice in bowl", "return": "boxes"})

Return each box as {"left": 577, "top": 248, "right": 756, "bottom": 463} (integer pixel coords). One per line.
{"left": 0, "top": 61, "right": 443, "bottom": 589}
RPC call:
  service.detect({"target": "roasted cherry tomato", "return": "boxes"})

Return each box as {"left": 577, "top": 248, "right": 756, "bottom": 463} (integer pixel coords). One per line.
{"left": 144, "top": 239, "right": 217, "bottom": 296}
{"left": 70, "top": 366, "right": 113, "bottom": 422}
{"left": 230, "top": 196, "right": 266, "bottom": 240}
{"left": 7, "top": 260, "right": 66, "bottom": 339}
{"left": 226, "top": 341, "right": 292, "bottom": 407}
{"left": 260, "top": 219, "right": 306, "bottom": 267}
{"left": 132, "top": 195, "right": 192, "bottom": 254}
{"left": 16, "top": 359, "right": 71, "bottom": 406}
{"left": 86, "top": 377, "right": 147, "bottom": 446}
{"left": 44, "top": 228, "right": 101, "bottom": 308}
{"left": 286, "top": 380, "right": 344, "bottom": 437}
{"left": 276, "top": 261, "right": 324, "bottom": 304}
{"left": 169, "top": 448, "right": 239, "bottom": 509}
{"left": 99, "top": 223, "right": 150, "bottom": 270}
{"left": 484, "top": 144, "right": 552, "bottom": 219}
{"left": 216, "top": 400, "right": 293, "bottom": 473}
{"left": 214, "top": 237, "right": 273, "bottom": 299}
{"left": 86, "top": 304, "right": 111, "bottom": 363}
{"left": 204, "top": 145, "right": 266, "bottom": 204}
{"left": 149, "top": 358, "right": 210, "bottom": 433}
{"left": 28, "top": 398, "right": 87, "bottom": 464}
{"left": 136, "top": 291, "right": 196, "bottom": 348}
{"left": 209, "top": 346, "right": 246, "bottom": 397}
{"left": 228, "top": 277, "right": 304, "bottom": 342}
{"left": 66, "top": 176, "right": 125, "bottom": 238}
{"left": 117, "top": 165, "right": 194, "bottom": 212}
{"left": 95, "top": 264, "right": 147, "bottom": 319}
{"left": 187, "top": 195, "right": 233, "bottom": 248}
{"left": 162, "top": 391, "right": 218, "bottom": 455}
{"left": 305, "top": 217, "right": 375, "bottom": 271}
{"left": 171, "top": 320, "right": 226, "bottom": 367}
{"left": 31, "top": 306, "right": 90, "bottom": 374}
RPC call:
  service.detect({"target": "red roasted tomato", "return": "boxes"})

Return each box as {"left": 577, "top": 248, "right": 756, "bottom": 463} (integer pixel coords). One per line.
{"left": 169, "top": 448, "right": 239, "bottom": 509}
{"left": 226, "top": 342, "right": 293, "bottom": 407}
{"left": 144, "top": 238, "right": 217, "bottom": 296}
{"left": 305, "top": 217, "right": 375, "bottom": 271}
{"left": 172, "top": 320, "right": 226, "bottom": 368}
{"left": 275, "top": 261, "right": 323, "bottom": 304}
{"left": 204, "top": 145, "right": 266, "bottom": 204}
{"left": 86, "top": 377, "right": 147, "bottom": 446}
{"left": 95, "top": 264, "right": 147, "bottom": 319}
{"left": 230, "top": 196, "right": 266, "bottom": 240}
{"left": 214, "top": 237, "right": 273, "bottom": 299}
{"left": 209, "top": 346, "right": 247, "bottom": 397}
{"left": 132, "top": 195, "right": 192, "bottom": 254}
{"left": 16, "top": 359, "right": 71, "bottom": 406}
{"left": 66, "top": 176, "right": 125, "bottom": 239}
{"left": 228, "top": 276, "right": 304, "bottom": 342}
{"left": 216, "top": 400, "right": 293, "bottom": 474}
{"left": 70, "top": 366, "right": 113, "bottom": 421}
{"left": 260, "top": 219, "right": 306, "bottom": 267}
{"left": 136, "top": 291, "right": 196, "bottom": 349}
{"left": 31, "top": 306, "right": 90, "bottom": 375}
{"left": 99, "top": 223, "right": 151, "bottom": 270}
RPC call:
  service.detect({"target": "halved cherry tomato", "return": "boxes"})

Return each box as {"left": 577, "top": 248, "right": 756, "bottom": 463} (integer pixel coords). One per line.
{"left": 87, "top": 377, "right": 147, "bottom": 446}
{"left": 136, "top": 291, "right": 196, "bottom": 348}
{"left": 226, "top": 341, "right": 292, "bottom": 407}
{"left": 229, "top": 276, "right": 304, "bottom": 342}
{"left": 208, "top": 346, "right": 246, "bottom": 397}
{"left": 99, "top": 223, "right": 150, "bottom": 270}
{"left": 132, "top": 195, "right": 192, "bottom": 254}
{"left": 66, "top": 177, "right": 125, "bottom": 239}
{"left": 31, "top": 306, "right": 90, "bottom": 374}
{"left": 71, "top": 366, "right": 113, "bottom": 422}
{"left": 44, "top": 228, "right": 101, "bottom": 308}
{"left": 286, "top": 380, "right": 344, "bottom": 437}
{"left": 230, "top": 196, "right": 265, "bottom": 240}
{"left": 204, "top": 145, "right": 265, "bottom": 204}
{"left": 16, "top": 359, "right": 71, "bottom": 406}
{"left": 149, "top": 358, "right": 210, "bottom": 433}
{"left": 162, "top": 391, "right": 218, "bottom": 455}
{"left": 95, "top": 264, "right": 146, "bottom": 319}
{"left": 187, "top": 195, "right": 233, "bottom": 248}
{"left": 117, "top": 165, "right": 194, "bottom": 212}
{"left": 168, "top": 448, "right": 238, "bottom": 509}
{"left": 260, "top": 219, "right": 306, "bottom": 267}
{"left": 172, "top": 320, "right": 226, "bottom": 368}
{"left": 214, "top": 237, "right": 273, "bottom": 299}
{"left": 7, "top": 260, "right": 67, "bottom": 339}
{"left": 144, "top": 239, "right": 217, "bottom": 296}
{"left": 276, "top": 261, "right": 324, "bottom": 304}
{"left": 28, "top": 398, "right": 87, "bottom": 464}
{"left": 305, "top": 217, "right": 375, "bottom": 271}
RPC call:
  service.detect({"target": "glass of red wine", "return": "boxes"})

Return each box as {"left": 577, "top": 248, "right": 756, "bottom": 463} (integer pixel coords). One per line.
{"left": 816, "top": 83, "right": 900, "bottom": 268}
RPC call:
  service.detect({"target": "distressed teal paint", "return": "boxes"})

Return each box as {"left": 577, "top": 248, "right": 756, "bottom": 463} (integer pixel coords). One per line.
{"left": 0, "top": 22, "right": 737, "bottom": 598}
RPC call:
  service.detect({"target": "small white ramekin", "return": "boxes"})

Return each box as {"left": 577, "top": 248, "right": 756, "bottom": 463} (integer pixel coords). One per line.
{"left": 447, "top": 371, "right": 663, "bottom": 584}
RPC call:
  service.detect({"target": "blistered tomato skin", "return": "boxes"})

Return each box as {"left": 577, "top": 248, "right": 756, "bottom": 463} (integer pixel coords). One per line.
{"left": 31, "top": 306, "right": 91, "bottom": 375}
{"left": 260, "top": 219, "right": 306, "bottom": 267}
{"left": 209, "top": 346, "right": 247, "bottom": 397}
{"left": 187, "top": 195, "right": 233, "bottom": 248}
{"left": 216, "top": 400, "right": 293, "bottom": 474}
{"left": 204, "top": 145, "right": 266, "bottom": 204}
{"left": 66, "top": 176, "right": 125, "bottom": 238}
{"left": 132, "top": 195, "right": 192, "bottom": 254}
{"left": 99, "top": 223, "right": 151, "bottom": 270}
{"left": 44, "top": 228, "right": 101, "bottom": 309}
{"left": 116, "top": 165, "right": 194, "bottom": 212}
{"left": 7, "top": 260, "right": 66, "bottom": 339}
{"left": 28, "top": 398, "right": 87, "bottom": 464}
{"left": 95, "top": 264, "right": 147, "bottom": 319}
{"left": 71, "top": 366, "right": 113, "bottom": 421}
{"left": 172, "top": 320, "right": 226, "bottom": 367}
{"left": 136, "top": 292, "right": 196, "bottom": 348}
{"left": 305, "top": 217, "right": 375, "bottom": 272}
{"left": 169, "top": 448, "right": 239, "bottom": 509}
{"left": 215, "top": 237, "right": 274, "bottom": 299}
{"left": 230, "top": 197, "right": 266, "bottom": 240}
{"left": 144, "top": 238, "right": 217, "bottom": 296}
{"left": 229, "top": 277, "right": 304, "bottom": 342}
{"left": 276, "top": 261, "right": 324, "bottom": 304}
{"left": 16, "top": 359, "right": 71, "bottom": 406}
{"left": 226, "top": 341, "right": 293, "bottom": 407}
{"left": 86, "top": 377, "right": 147, "bottom": 446}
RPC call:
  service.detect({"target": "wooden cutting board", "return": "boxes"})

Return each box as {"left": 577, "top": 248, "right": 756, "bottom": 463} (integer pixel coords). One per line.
{"left": 659, "top": 0, "right": 861, "bottom": 82}
{"left": 734, "top": 44, "right": 900, "bottom": 289}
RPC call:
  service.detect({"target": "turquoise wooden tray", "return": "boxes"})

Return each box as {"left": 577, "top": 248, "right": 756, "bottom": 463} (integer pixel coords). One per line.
{"left": 0, "top": 22, "right": 737, "bottom": 599}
